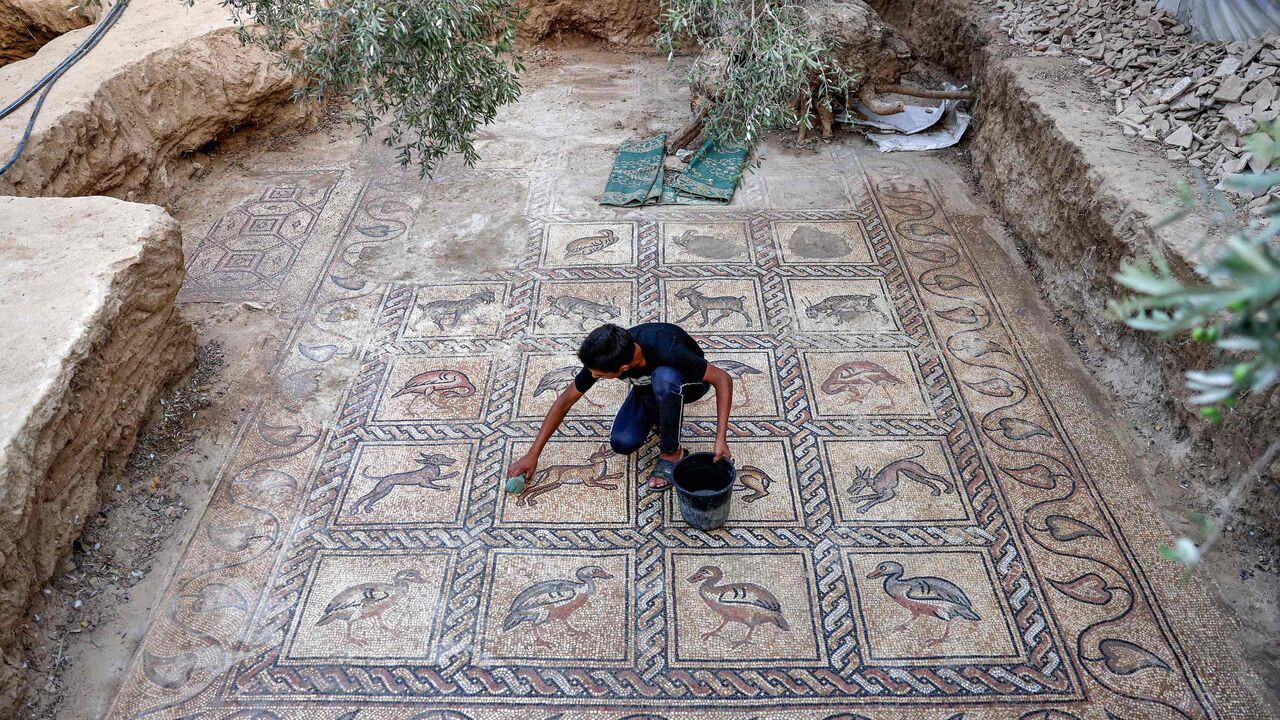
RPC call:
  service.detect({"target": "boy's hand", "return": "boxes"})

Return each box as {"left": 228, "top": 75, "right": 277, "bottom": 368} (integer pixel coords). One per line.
{"left": 508, "top": 452, "right": 539, "bottom": 479}
{"left": 713, "top": 438, "right": 732, "bottom": 463}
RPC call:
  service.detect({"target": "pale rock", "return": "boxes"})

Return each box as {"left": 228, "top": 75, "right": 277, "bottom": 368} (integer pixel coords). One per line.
{"left": 1158, "top": 76, "right": 1193, "bottom": 103}
{"left": 1146, "top": 16, "right": 1164, "bottom": 37}
{"left": 1240, "top": 41, "right": 1266, "bottom": 67}
{"left": 1225, "top": 153, "right": 1252, "bottom": 174}
{"left": 1245, "top": 63, "right": 1277, "bottom": 83}
{"left": 0, "top": 196, "right": 194, "bottom": 715}
{"left": 1215, "top": 56, "right": 1242, "bottom": 77}
{"left": 1169, "top": 93, "right": 1201, "bottom": 111}
{"left": 1165, "top": 124, "right": 1194, "bottom": 148}
{"left": 0, "top": 0, "right": 318, "bottom": 200}
{"left": 1242, "top": 79, "right": 1277, "bottom": 105}
{"left": 1214, "top": 75, "right": 1248, "bottom": 103}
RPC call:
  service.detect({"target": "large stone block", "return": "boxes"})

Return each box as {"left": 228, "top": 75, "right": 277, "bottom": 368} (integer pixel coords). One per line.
{"left": 0, "top": 195, "right": 195, "bottom": 713}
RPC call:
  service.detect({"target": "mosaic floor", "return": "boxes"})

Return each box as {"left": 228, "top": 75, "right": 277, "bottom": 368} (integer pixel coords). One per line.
{"left": 104, "top": 58, "right": 1267, "bottom": 720}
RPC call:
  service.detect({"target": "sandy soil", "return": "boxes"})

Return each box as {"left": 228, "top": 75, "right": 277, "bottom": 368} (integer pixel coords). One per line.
{"left": 14, "top": 44, "right": 1279, "bottom": 717}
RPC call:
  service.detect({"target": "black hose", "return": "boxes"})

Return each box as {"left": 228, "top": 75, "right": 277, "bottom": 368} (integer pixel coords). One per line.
{"left": 0, "top": 0, "right": 130, "bottom": 178}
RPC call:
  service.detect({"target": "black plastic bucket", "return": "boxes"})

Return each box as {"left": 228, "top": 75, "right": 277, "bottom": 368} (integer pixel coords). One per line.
{"left": 672, "top": 452, "right": 735, "bottom": 530}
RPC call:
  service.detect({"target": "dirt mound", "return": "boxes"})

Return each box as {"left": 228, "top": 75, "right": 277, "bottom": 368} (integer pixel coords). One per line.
{"left": 0, "top": 0, "right": 97, "bottom": 66}
{"left": 518, "top": 0, "right": 659, "bottom": 46}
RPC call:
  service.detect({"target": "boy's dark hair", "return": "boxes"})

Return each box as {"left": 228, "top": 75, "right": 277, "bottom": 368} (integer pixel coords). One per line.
{"left": 578, "top": 324, "right": 635, "bottom": 372}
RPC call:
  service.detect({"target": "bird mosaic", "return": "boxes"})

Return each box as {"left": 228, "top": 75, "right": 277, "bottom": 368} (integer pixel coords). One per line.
{"left": 502, "top": 565, "right": 614, "bottom": 647}
{"left": 866, "top": 560, "right": 980, "bottom": 646}
{"left": 712, "top": 359, "right": 764, "bottom": 403}
{"left": 686, "top": 565, "right": 789, "bottom": 648}
{"left": 315, "top": 568, "right": 427, "bottom": 646}
{"left": 564, "top": 228, "right": 621, "bottom": 259}
{"left": 533, "top": 365, "right": 605, "bottom": 408}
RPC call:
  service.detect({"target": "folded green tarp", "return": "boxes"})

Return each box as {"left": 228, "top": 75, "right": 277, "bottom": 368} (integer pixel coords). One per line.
{"left": 600, "top": 135, "right": 748, "bottom": 207}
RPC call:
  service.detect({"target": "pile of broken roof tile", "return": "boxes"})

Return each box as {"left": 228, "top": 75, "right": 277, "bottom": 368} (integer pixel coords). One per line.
{"left": 980, "top": 0, "right": 1280, "bottom": 213}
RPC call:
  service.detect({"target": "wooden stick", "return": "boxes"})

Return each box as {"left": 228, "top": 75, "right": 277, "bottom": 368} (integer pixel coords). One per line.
{"left": 858, "top": 84, "right": 905, "bottom": 116}
{"left": 877, "top": 83, "right": 975, "bottom": 100}
{"left": 817, "top": 93, "right": 834, "bottom": 138}
{"left": 667, "top": 108, "right": 708, "bottom": 154}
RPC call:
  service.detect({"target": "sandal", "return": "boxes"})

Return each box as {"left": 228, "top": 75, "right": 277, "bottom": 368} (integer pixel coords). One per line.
{"left": 648, "top": 449, "right": 686, "bottom": 491}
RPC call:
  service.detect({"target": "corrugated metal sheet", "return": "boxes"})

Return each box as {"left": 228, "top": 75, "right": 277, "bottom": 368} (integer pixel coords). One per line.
{"left": 1160, "top": 0, "right": 1280, "bottom": 41}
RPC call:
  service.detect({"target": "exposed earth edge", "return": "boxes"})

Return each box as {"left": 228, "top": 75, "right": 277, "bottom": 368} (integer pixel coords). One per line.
{"left": 0, "top": 196, "right": 194, "bottom": 716}
{"left": 0, "top": 0, "right": 316, "bottom": 204}
{"left": 874, "top": 0, "right": 1280, "bottom": 701}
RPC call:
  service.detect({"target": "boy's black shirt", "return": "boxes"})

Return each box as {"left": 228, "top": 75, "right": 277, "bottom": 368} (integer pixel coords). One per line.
{"left": 574, "top": 323, "right": 707, "bottom": 393}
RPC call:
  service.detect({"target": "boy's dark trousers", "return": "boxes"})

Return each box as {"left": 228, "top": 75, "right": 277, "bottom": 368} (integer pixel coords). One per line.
{"left": 609, "top": 366, "right": 709, "bottom": 456}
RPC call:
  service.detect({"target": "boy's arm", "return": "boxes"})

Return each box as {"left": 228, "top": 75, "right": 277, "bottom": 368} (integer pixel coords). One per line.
{"left": 704, "top": 363, "right": 733, "bottom": 461}
{"left": 508, "top": 385, "right": 582, "bottom": 477}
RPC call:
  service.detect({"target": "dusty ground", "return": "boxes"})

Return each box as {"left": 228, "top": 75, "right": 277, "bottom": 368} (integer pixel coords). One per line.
{"left": 928, "top": 136, "right": 1280, "bottom": 701}
{"left": 16, "top": 45, "right": 1279, "bottom": 718}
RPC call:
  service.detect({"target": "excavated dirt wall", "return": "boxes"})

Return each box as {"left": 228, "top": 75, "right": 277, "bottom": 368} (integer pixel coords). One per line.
{"left": 0, "top": 196, "right": 194, "bottom": 715}
{"left": 0, "top": 0, "right": 315, "bottom": 204}
{"left": 0, "top": 0, "right": 98, "bottom": 66}
{"left": 873, "top": 0, "right": 1280, "bottom": 694}
{"left": 518, "top": 0, "right": 659, "bottom": 46}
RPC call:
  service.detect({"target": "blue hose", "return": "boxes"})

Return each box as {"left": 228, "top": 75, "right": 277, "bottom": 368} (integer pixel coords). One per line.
{"left": 0, "top": 0, "right": 130, "bottom": 178}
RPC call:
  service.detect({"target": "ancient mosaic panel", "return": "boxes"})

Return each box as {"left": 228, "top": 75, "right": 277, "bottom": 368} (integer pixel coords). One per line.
{"left": 182, "top": 171, "right": 343, "bottom": 300}
{"left": 105, "top": 160, "right": 1262, "bottom": 720}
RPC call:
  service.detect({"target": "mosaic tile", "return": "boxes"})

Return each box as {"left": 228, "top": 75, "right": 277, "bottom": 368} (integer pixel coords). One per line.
{"left": 104, "top": 155, "right": 1268, "bottom": 719}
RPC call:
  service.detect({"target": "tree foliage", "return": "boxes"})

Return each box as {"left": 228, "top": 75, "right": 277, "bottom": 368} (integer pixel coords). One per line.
{"left": 1110, "top": 128, "right": 1280, "bottom": 421}
{"left": 86, "top": 0, "right": 525, "bottom": 177}
{"left": 655, "top": 0, "right": 853, "bottom": 144}
{"left": 1111, "top": 120, "right": 1280, "bottom": 574}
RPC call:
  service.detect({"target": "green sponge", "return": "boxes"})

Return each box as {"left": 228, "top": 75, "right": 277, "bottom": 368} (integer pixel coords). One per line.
{"left": 504, "top": 473, "right": 526, "bottom": 494}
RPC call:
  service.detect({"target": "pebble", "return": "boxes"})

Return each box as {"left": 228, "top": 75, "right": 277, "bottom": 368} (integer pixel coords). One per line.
{"left": 980, "top": 0, "right": 1280, "bottom": 193}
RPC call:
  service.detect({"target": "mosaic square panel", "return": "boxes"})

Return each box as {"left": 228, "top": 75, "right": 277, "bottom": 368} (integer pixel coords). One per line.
{"left": 281, "top": 550, "right": 453, "bottom": 663}
{"left": 660, "top": 221, "right": 752, "bottom": 264}
{"left": 774, "top": 219, "right": 875, "bottom": 264}
{"left": 333, "top": 440, "right": 477, "bottom": 527}
{"left": 514, "top": 351, "right": 629, "bottom": 419}
{"left": 372, "top": 354, "right": 492, "bottom": 423}
{"left": 786, "top": 277, "right": 901, "bottom": 334}
{"left": 802, "top": 350, "right": 933, "bottom": 419}
{"left": 846, "top": 549, "right": 1021, "bottom": 665}
{"left": 541, "top": 222, "right": 636, "bottom": 267}
{"left": 764, "top": 173, "right": 852, "bottom": 208}
{"left": 668, "top": 549, "right": 824, "bottom": 666}
{"left": 667, "top": 438, "right": 801, "bottom": 526}
{"left": 689, "top": 350, "right": 783, "bottom": 418}
{"left": 495, "top": 439, "right": 634, "bottom": 527}
{"left": 661, "top": 277, "right": 767, "bottom": 333}
{"left": 401, "top": 281, "right": 508, "bottom": 339}
{"left": 531, "top": 279, "right": 636, "bottom": 335}
{"left": 477, "top": 549, "right": 633, "bottom": 666}
{"left": 819, "top": 438, "right": 971, "bottom": 525}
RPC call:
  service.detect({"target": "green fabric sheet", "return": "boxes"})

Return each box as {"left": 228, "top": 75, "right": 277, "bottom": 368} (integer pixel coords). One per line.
{"left": 600, "top": 135, "right": 748, "bottom": 207}
{"left": 599, "top": 134, "right": 666, "bottom": 206}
